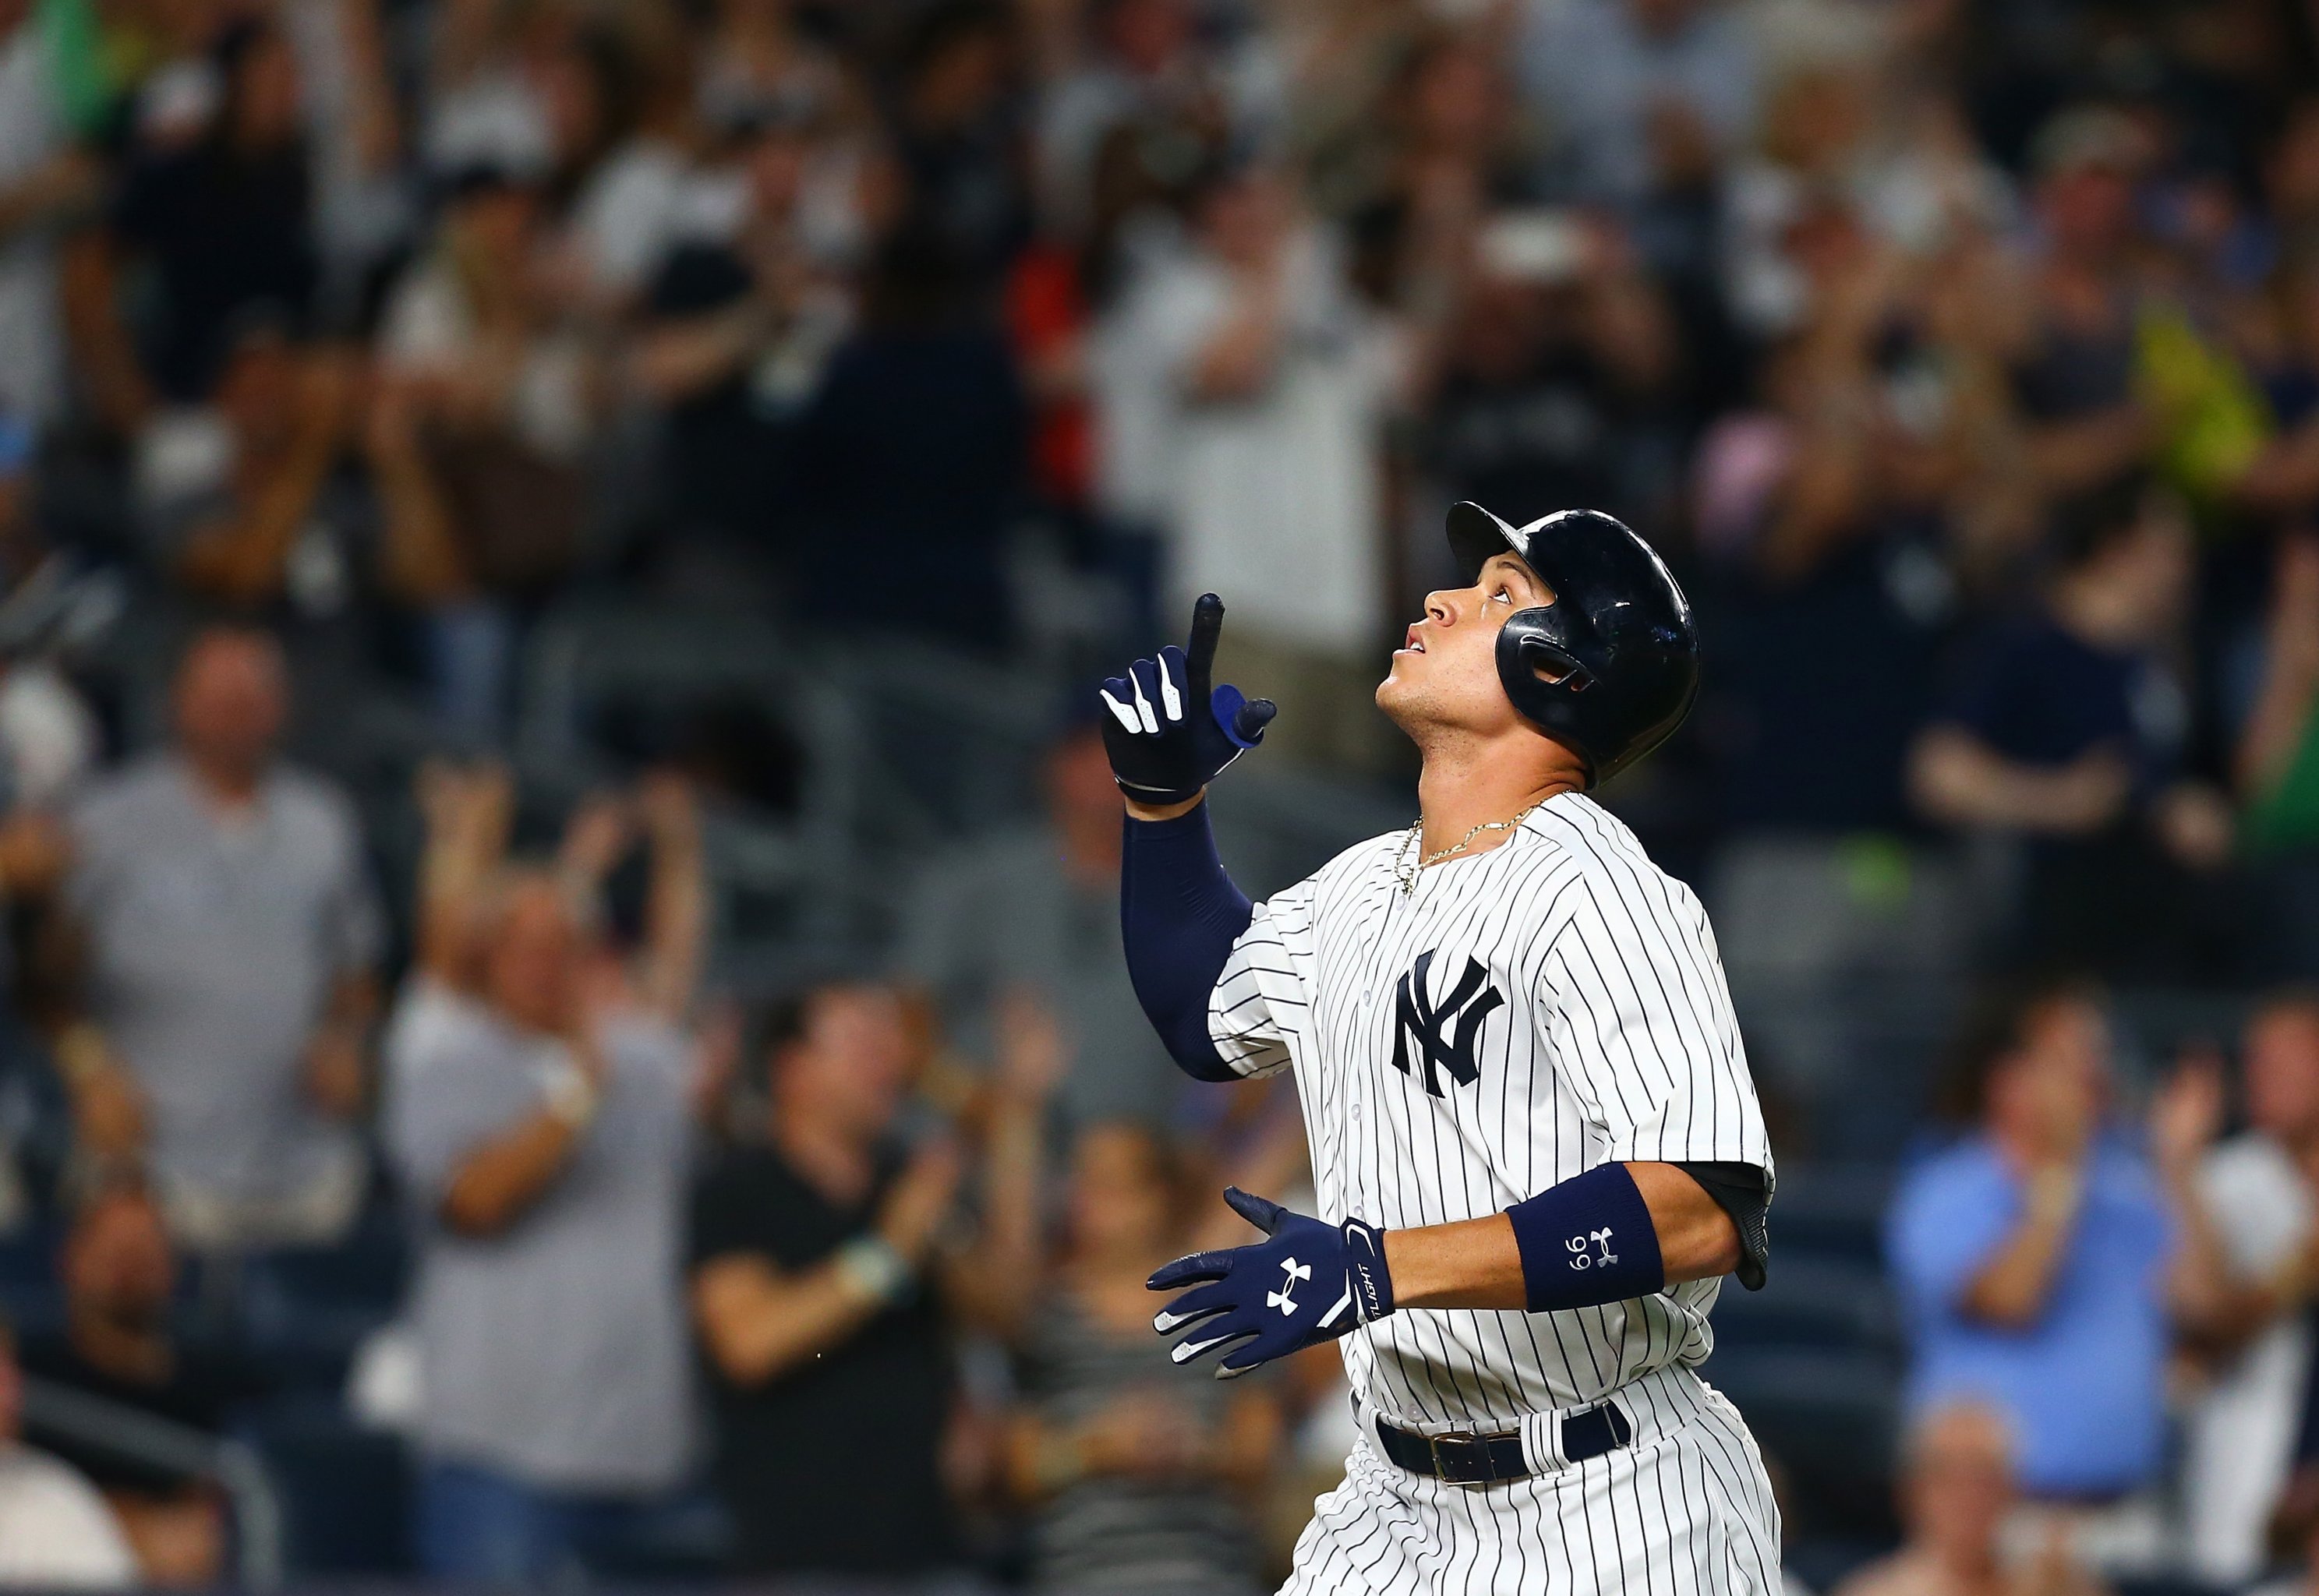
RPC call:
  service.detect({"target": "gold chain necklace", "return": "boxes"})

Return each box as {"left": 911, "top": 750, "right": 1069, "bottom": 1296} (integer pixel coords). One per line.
{"left": 1395, "top": 803, "right": 1543, "bottom": 896}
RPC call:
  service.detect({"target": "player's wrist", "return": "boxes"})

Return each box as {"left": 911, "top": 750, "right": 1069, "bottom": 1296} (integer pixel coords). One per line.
{"left": 1123, "top": 791, "right": 1205, "bottom": 822}
{"left": 2024, "top": 1163, "right": 2084, "bottom": 1218}
{"left": 1343, "top": 1216, "right": 1395, "bottom": 1322}
{"left": 55, "top": 1022, "right": 117, "bottom": 1090}
{"left": 833, "top": 1234, "right": 914, "bottom": 1305}
{"left": 1035, "top": 1430, "right": 1089, "bottom": 1490}
{"left": 531, "top": 1055, "right": 599, "bottom": 1129}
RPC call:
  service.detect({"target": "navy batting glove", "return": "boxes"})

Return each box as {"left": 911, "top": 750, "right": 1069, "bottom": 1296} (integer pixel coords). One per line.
{"left": 1100, "top": 595, "right": 1278, "bottom": 805}
{"left": 1149, "top": 1187, "right": 1394, "bottom": 1379}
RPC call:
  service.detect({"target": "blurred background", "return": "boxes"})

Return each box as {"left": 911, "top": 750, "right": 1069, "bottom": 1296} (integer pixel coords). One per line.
{"left": 0, "top": 0, "right": 2317, "bottom": 1589}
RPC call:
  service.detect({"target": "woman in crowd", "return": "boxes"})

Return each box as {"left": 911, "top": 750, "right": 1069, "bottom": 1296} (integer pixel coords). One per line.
{"left": 1007, "top": 1121, "right": 1281, "bottom": 1596}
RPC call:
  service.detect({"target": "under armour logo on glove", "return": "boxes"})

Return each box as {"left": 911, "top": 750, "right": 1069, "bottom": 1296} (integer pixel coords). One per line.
{"left": 1150, "top": 1188, "right": 1394, "bottom": 1378}
{"left": 1267, "top": 1258, "right": 1311, "bottom": 1315}
{"left": 1099, "top": 595, "right": 1278, "bottom": 805}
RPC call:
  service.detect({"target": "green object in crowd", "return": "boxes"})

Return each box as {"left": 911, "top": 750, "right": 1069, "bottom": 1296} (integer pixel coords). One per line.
{"left": 1839, "top": 832, "right": 1913, "bottom": 913}
{"left": 37, "top": 0, "right": 111, "bottom": 140}
{"left": 2249, "top": 704, "right": 2319, "bottom": 853}
{"left": 2135, "top": 305, "right": 2272, "bottom": 504}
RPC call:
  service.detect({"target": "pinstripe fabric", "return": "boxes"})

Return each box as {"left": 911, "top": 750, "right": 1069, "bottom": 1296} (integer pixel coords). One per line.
{"left": 1203, "top": 792, "right": 1779, "bottom": 1593}
{"left": 1285, "top": 1368, "right": 1782, "bottom": 1596}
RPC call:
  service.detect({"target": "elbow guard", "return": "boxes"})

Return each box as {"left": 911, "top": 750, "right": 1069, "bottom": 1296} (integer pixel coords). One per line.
{"left": 1506, "top": 1163, "right": 1666, "bottom": 1313}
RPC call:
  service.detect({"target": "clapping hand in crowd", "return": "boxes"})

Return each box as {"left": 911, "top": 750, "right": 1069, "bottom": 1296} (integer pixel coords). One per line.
{"left": 993, "top": 987, "right": 1070, "bottom": 1109}
{"left": 0, "top": 810, "right": 69, "bottom": 900}
{"left": 877, "top": 1135, "right": 968, "bottom": 1272}
{"left": 301, "top": 1023, "right": 369, "bottom": 1121}
{"left": 2150, "top": 1047, "right": 2226, "bottom": 1184}
{"left": 1075, "top": 1388, "right": 1216, "bottom": 1482}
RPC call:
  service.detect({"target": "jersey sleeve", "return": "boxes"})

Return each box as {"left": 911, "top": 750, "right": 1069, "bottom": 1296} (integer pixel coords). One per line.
{"left": 1541, "top": 869, "right": 1772, "bottom": 1178}
{"left": 1205, "top": 874, "right": 1319, "bottom": 1081}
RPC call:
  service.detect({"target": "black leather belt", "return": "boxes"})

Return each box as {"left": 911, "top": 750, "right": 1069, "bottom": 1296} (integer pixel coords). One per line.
{"left": 1376, "top": 1401, "right": 1634, "bottom": 1485}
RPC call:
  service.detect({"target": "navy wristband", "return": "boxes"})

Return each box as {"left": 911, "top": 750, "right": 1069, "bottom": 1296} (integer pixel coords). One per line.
{"left": 1506, "top": 1162, "right": 1665, "bottom": 1313}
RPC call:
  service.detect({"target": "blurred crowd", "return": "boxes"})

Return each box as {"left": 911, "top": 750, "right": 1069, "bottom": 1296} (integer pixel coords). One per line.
{"left": 0, "top": 0, "right": 2314, "bottom": 1587}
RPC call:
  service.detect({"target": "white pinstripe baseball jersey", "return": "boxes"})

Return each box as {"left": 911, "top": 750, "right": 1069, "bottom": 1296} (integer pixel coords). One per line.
{"left": 1207, "top": 790, "right": 1774, "bottom": 1428}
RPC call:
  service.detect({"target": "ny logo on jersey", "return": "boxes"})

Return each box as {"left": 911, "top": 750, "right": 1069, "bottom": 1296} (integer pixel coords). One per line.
{"left": 1391, "top": 948, "right": 1505, "bottom": 1097}
{"left": 1267, "top": 1258, "right": 1312, "bottom": 1316}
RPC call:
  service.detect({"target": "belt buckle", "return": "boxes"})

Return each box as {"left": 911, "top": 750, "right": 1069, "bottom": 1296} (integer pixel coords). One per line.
{"left": 1426, "top": 1432, "right": 1501, "bottom": 1488}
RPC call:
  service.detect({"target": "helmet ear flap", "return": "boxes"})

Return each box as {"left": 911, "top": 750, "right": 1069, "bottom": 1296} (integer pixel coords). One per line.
{"left": 1515, "top": 630, "right": 1592, "bottom": 692}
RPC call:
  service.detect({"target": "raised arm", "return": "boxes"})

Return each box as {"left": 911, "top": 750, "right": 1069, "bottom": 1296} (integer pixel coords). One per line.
{"left": 1102, "top": 595, "right": 1277, "bottom": 1082}
{"left": 411, "top": 759, "right": 514, "bottom": 985}
{"left": 635, "top": 772, "right": 708, "bottom": 1023}
{"left": 1119, "top": 800, "right": 1252, "bottom": 1080}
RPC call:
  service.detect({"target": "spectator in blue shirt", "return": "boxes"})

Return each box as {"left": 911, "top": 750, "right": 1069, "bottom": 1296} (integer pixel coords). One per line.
{"left": 1887, "top": 981, "right": 2232, "bottom": 1517}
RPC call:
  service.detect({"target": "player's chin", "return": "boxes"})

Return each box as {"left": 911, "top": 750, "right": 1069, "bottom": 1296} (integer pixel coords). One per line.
{"left": 1377, "top": 649, "right": 1423, "bottom": 704}
{"left": 1375, "top": 667, "right": 1423, "bottom": 728}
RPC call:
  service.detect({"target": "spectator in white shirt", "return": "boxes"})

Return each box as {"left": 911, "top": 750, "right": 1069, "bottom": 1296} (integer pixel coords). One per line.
{"left": 58, "top": 627, "right": 384, "bottom": 1249}
{"left": 1098, "top": 157, "right": 1396, "bottom": 774}
{"left": 0, "top": 1318, "right": 136, "bottom": 1589}
{"left": 2182, "top": 992, "right": 2319, "bottom": 1585}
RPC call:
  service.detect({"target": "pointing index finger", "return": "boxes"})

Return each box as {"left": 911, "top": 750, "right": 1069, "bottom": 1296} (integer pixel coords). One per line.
{"left": 1186, "top": 594, "right": 1224, "bottom": 701}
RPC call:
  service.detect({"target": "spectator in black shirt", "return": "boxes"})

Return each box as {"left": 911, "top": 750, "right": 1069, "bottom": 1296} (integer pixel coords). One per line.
{"left": 1419, "top": 212, "right": 1677, "bottom": 528}
{"left": 687, "top": 980, "right": 1050, "bottom": 1580}
{"left": 103, "top": 19, "right": 320, "bottom": 407}
{"left": 1909, "top": 478, "right": 2239, "bottom": 977}
{"left": 16, "top": 1178, "right": 267, "bottom": 1587}
{"left": 627, "top": 104, "right": 841, "bottom": 596}
{"left": 886, "top": 2, "right": 1031, "bottom": 301}
{"left": 789, "top": 228, "right": 1030, "bottom": 651}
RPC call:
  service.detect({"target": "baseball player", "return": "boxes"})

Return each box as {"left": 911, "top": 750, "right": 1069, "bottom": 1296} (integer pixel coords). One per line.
{"left": 1098, "top": 503, "right": 1780, "bottom": 1595}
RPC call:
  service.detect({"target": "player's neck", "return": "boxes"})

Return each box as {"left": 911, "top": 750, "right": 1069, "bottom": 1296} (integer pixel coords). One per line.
{"left": 1413, "top": 734, "right": 1583, "bottom": 859}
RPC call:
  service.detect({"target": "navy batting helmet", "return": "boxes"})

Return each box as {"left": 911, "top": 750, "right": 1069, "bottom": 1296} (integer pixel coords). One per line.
{"left": 1444, "top": 501, "right": 1699, "bottom": 787}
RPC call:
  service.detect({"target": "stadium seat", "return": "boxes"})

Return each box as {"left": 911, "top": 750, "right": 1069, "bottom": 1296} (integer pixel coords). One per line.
{"left": 240, "top": 1217, "right": 408, "bottom": 1391}
{"left": 1767, "top": 1165, "right": 1894, "bottom": 1268}
{"left": 1702, "top": 1347, "right": 1899, "bottom": 1545}
{"left": 242, "top": 1394, "right": 414, "bottom": 1576}
{"left": 1710, "top": 1257, "right": 1895, "bottom": 1354}
{"left": 0, "top": 1219, "right": 62, "bottom": 1340}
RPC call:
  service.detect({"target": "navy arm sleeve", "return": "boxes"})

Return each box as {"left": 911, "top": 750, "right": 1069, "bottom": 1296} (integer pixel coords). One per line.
{"left": 1119, "top": 803, "right": 1252, "bottom": 1082}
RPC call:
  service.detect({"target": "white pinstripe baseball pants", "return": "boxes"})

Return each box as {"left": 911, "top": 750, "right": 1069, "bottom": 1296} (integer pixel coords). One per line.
{"left": 1281, "top": 1367, "right": 1783, "bottom": 1596}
